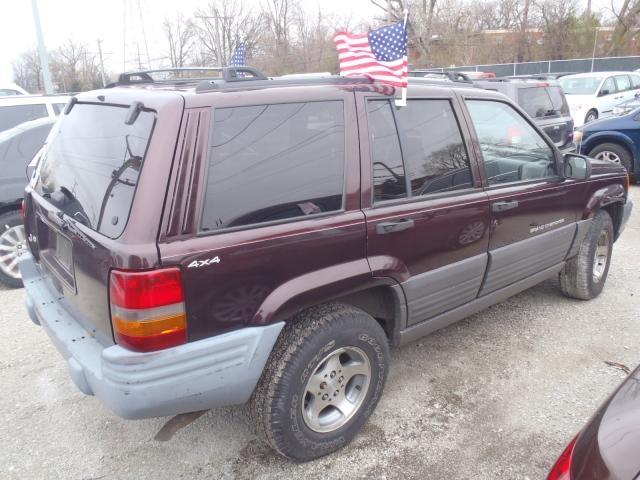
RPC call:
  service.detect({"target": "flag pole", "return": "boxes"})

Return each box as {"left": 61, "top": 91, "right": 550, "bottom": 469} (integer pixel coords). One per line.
{"left": 395, "top": 9, "right": 409, "bottom": 107}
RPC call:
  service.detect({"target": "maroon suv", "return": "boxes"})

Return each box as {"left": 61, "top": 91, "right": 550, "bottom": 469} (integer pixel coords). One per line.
{"left": 20, "top": 67, "right": 633, "bottom": 461}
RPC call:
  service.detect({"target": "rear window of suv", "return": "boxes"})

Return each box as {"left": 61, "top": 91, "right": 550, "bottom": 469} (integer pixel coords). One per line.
{"left": 34, "top": 103, "right": 155, "bottom": 238}
{"left": 517, "top": 86, "right": 569, "bottom": 118}
{"left": 201, "top": 101, "right": 345, "bottom": 232}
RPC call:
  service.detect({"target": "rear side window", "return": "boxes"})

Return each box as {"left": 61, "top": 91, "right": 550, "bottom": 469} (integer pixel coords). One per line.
{"left": 615, "top": 75, "right": 631, "bottom": 92}
{"left": 0, "top": 103, "right": 48, "bottom": 132}
{"left": 367, "top": 99, "right": 472, "bottom": 203}
{"left": 34, "top": 103, "right": 155, "bottom": 238}
{"left": 518, "top": 87, "right": 569, "bottom": 118}
{"left": 201, "top": 101, "right": 345, "bottom": 231}
{"left": 631, "top": 75, "right": 640, "bottom": 88}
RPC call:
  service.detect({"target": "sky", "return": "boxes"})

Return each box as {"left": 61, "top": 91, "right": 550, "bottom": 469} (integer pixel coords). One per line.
{"left": 0, "top": 0, "right": 617, "bottom": 86}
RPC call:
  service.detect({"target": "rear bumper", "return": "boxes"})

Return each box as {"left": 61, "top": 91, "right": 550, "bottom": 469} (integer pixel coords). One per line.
{"left": 21, "top": 255, "right": 283, "bottom": 419}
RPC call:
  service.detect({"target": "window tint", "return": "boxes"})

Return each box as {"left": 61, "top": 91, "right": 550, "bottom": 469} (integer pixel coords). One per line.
{"left": 367, "top": 99, "right": 472, "bottom": 203}
{"left": 367, "top": 101, "right": 406, "bottom": 202}
{"left": 547, "top": 86, "right": 570, "bottom": 116}
{"left": 201, "top": 101, "right": 345, "bottom": 231}
{"left": 52, "top": 103, "right": 67, "bottom": 115}
{"left": 517, "top": 87, "right": 555, "bottom": 118}
{"left": 0, "top": 103, "right": 48, "bottom": 132}
{"left": 601, "top": 77, "right": 616, "bottom": 95}
{"left": 615, "top": 75, "right": 631, "bottom": 92}
{"left": 466, "top": 100, "right": 557, "bottom": 185}
{"left": 34, "top": 103, "right": 155, "bottom": 238}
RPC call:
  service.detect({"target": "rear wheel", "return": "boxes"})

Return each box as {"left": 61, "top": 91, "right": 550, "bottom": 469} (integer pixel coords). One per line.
{"left": 249, "top": 303, "right": 389, "bottom": 461}
{"left": 585, "top": 109, "right": 598, "bottom": 124}
{"left": 560, "top": 210, "right": 613, "bottom": 300}
{"left": 589, "top": 142, "right": 633, "bottom": 174}
{"left": 0, "top": 210, "right": 26, "bottom": 288}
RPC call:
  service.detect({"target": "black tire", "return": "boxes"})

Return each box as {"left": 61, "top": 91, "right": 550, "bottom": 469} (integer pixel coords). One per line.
{"left": 559, "top": 210, "right": 614, "bottom": 300}
{"left": 249, "top": 303, "right": 390, "bottom": 462}
{"left": 585, "top": 109, "right": 598, "bottom": 124}
{"left": 0, "top": 210, "right": 25, "bottom": 289}
{"left": 588, "top": 142, "right": 633, "bottom": 174}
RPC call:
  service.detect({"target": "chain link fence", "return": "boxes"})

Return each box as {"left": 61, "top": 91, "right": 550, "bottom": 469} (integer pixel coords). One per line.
{"left": 431, "top": 56, "right": 640, "bottom": 77}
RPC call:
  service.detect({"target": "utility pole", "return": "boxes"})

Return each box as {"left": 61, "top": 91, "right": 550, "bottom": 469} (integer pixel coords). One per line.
{"left": 97, "top": 39, "right": 107, "bottom": 87}
{"left": 30, "top": 0, "right": 54, "bottom": 94}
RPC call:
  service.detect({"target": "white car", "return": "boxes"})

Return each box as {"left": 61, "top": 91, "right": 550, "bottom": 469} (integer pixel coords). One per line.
{"left": 0, "top": 83, "right": 29, "bottom": 96}
{"left": 558, "top": 71, "right": 640, "bottom": 127}
{"left": 0, "top": 95, "right": 70, "bottom": 133}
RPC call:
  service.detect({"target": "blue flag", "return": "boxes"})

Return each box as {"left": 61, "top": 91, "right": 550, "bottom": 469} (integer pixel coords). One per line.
{"left": 230, "top": 43, "right": 245, "bottom": 66}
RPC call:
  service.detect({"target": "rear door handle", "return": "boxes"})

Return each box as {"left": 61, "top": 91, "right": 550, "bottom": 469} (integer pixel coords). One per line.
{"left": 491, "top": 200, "right": 519, "bottom": 212}
{"left": 376, "top": 218, "right": 415, "bottom": 234}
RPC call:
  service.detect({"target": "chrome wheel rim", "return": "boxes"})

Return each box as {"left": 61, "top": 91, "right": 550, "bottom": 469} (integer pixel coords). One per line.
{"left": 0, "top": 225, "right": 26, "bottom": 279}
{"left": 592, "top": 229, "right": 610, "bottom": 283}
{"left": 586, "top": 113, "right": 597, "bottom": 123}
{"left": 594, "top": 151, "right": 621, "bottom": 164}
{"left": 301, "top": 346, "right": 371, "bottom": 433}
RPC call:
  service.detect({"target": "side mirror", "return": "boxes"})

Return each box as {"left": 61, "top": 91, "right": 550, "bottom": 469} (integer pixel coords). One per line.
{"left": 599, "top": 89, "right": 610, "bottom": 97}
{"left": 563, "top": 154, "right": 591, "bottom": 180}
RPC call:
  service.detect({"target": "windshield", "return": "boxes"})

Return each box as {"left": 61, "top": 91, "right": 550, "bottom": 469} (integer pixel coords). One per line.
{"left": 559, "top": 76, "right": 602, "bottom": 95}
{"left": 34, "top": 103, "right": 155, "bottom": 238}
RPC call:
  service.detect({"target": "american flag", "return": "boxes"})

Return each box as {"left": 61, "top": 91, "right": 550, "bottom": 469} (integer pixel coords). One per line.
{"left": 229, "top": 43, "right": 245, "bottom": 67}
{"left": 334, "top": 22, "right": 408, "bottom": 88}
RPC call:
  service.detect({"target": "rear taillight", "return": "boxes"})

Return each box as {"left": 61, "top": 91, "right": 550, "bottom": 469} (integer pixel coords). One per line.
{"left": 547, "top": 435, "right": 577, "bottom": 480}
{"left": 109, "top": 268, "right": 187, "bottom": 352}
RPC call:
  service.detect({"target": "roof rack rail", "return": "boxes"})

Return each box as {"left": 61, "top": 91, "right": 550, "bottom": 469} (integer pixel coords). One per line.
{"left": 407, "top": 70, "right": 472, "bottom": 83}
{"left": 106, "top": 66, "right": 269, "bottom": 88}
{"left": 195, "top": 74, "right": 374, "bottom": 93}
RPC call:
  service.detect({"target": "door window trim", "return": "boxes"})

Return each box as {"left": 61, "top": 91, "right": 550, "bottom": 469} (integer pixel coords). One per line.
{"left": 197, "top": 99, "right": 349, "bottom": 236}
{"left": 462, "top": 96, "right": 562, "bottom": 189}
{"left": 366, "top": 96, "right": 479, "bottom": 208}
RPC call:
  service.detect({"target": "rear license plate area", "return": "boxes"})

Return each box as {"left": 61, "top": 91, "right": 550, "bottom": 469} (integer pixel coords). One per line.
{"left": 37, "top": 218, "right": 75, "bottom": 291}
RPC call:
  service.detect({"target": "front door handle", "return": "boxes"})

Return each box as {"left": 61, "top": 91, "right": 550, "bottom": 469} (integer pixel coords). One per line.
{"left": 376, "top": 218, "right": 415, "bottom": 234}
{"left": 491, "top": 200, "right": 519, "bottom": 213}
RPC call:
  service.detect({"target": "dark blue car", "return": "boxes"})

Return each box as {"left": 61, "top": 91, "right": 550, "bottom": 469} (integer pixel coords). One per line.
{"left": 575, "top": 105, "right": 640, "bottom": 180}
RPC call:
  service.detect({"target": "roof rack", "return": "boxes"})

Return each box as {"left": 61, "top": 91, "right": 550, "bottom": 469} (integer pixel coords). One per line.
{"left": 106, "top": 66, "right": 269, "bottom": 88}
{"left": 195, "top": 74, "right": 374, "bottom": 93}
{"left": 407, "top": 70, "right": 472, "bottom": 83}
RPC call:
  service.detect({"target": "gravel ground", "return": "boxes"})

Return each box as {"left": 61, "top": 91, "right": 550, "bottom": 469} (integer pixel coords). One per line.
{"left": 1, "top": 186, "right": 639, "bottom": 480}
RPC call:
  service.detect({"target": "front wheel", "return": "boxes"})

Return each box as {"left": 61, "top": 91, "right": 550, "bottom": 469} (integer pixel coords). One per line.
{"left": 0, "top": 210, "right": 26, "bottom": 288}
{"left": 249, "top": 303, "right": 390, "bottom": 461}
{"left": 560, "top": 210, "right": 613, "bottom": 300}
{"left": 585, "top": 109, "right": 598, "bottom": 124}
{"left": 589, "top": 142, "right": 634, "bottom": 174}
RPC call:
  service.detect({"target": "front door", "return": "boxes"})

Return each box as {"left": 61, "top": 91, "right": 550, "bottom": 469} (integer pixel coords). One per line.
{"left": 358, "top": 92, "right": 491, "bottom": 326}
{"left": 462, "top": 97, "right": 585, "bottom": 295}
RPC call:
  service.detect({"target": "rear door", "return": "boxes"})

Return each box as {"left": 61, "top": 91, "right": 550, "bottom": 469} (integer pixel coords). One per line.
{"left": 358, "top": 90, "right": 491, "bottom": 326}
{"left": 461, "top": 96, "right": 584, "bottom": 295}
{"left": 596, "top": 76, "right": 619, "bottom": 118}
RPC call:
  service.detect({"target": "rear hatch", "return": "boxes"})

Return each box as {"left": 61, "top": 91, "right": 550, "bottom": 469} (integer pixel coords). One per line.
{"left": 517, "top": 85, "right": 574, "bottom": 149}
{"left": 23, "top": 93, "right": 182, "bottom": 345}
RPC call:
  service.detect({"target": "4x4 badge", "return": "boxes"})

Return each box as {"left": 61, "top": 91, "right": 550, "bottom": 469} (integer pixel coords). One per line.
{"left": 187, "top": 256, "right": 221, "bottom": 268}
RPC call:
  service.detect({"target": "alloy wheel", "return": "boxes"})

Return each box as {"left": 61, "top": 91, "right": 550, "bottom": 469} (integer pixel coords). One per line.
{"left": 0, "top": 225, "right": 26, "bottom": 280}
{"left": 592, "top": 229, "right": 610, "bottom": 283}
{"left": 594, "top": 150, "right": 621, "bottom": 164}
{"left": 301, "top": 346, "right": 371, "bottom": 433}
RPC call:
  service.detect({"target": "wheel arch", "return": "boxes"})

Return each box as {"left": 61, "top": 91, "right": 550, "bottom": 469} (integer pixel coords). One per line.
{"left": 584, "top": 184, "right": 627, "bottom": 240}
{"left": 583, "top": 133, "right": 637, "bottom": 168}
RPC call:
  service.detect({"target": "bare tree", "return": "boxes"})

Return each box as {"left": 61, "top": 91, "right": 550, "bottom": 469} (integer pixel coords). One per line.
{"left": 607, "top": 0, "right": 640, "bottom": 55}
{"left": 164, "top": 14, "right": 196, "bottom": 68}
{"left": 50, "top": 40, "right": 101, "bottom": 92}
{"left": 193, "top": 0, "right": 263, "bottom": 67}
{"left": 264, "top": 0, "right": 292, "bottom": 56}
{"left": 12, "top": 49, "right": 43, "bottom": 93}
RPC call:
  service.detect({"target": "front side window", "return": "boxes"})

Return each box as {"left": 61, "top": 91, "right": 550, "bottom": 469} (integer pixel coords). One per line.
{"left": 201, "top": 101, "right": 345, "bottom": 231}
{"left": 0, "top": 103, "right": 48, "bottom": 132}
{"left": 601, "top": 77, "right": 616, "bottom": 95}
{"left": 466, "top": 100, "right": 557, "bottom": 185}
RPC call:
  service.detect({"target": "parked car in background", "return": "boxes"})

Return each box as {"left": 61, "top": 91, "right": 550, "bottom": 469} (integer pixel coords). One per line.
{"left": 457, "top": 70, "right": 496, "bottom": 79}
{"left": 0, "top": 116, "right": 55, "bottom": 287}
{"left": 612, "top": 96, "right": 640, "bottom": 116}
{"left": 574, "top": 108, "right": 640, "bottom": 181}
{"left": 508, "top": 72, "right": 576, "bottom": 81}
{"left": 559, "top": 71, "right": 640, "bottom": 127}
{"left": 20, "top": 67, "right": 632, "bottom": 461}
{"left": 547, "top": 364, "right": 640, "bottom": 480}
{"left": 0, "top": 83, "right": 29, "bottom": 96}
{"left": 0, "top": 95, "right": 69, "bottom": 133}
{"left": 474, "top": 78, "right": 574, "bottom": 151}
